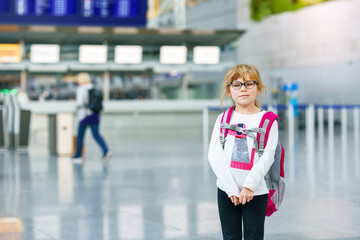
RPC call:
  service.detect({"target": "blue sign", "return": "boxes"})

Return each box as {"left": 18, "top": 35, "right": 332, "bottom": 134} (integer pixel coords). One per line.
{"left": 50, "top": 0, "right": 76, "bottom": 16}
{"left": 113, "top": 0, "right": 139, "bottom": 17}
{"left": 0, "top": 0, "right": 10, "bottom": 13}
{"left": 0, "top": 0, "right": 147, "bottom": 26}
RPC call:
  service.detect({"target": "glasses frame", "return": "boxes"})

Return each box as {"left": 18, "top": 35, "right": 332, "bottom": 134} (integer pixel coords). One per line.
{"left": 229, "top": 80, "right": 258, "bottom": 90}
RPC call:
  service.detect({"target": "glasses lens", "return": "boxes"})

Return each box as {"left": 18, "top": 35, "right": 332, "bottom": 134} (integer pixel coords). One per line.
{"left": 245, "top": 81, "right": 255, "bottom": 89}
{"left": 232, "top": 82, "right": 241, "bottom": 89}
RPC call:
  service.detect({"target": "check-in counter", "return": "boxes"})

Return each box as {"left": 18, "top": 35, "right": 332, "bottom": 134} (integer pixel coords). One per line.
{"left": 48, "top": 113, "right": 74, "bottom": 156}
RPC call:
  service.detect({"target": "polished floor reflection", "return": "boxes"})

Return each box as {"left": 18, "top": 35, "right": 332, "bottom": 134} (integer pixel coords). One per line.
{"left": 1, "top": 125, "right": 360, "bottom": 240}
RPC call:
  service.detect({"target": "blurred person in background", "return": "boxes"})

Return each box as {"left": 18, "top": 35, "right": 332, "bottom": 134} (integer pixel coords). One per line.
{"left": 38, "top": 91, "right": 49, "bottom": 101}
{"left": 17, "top": 91, "right": 29, "bottom": 105}
{"left": 72, "top": 72, "right": 112, "bottom": 164}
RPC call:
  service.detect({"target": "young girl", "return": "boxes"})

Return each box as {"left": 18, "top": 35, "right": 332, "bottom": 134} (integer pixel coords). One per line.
{"left": 208, "top": 64, "right": 278, "bottom": 240}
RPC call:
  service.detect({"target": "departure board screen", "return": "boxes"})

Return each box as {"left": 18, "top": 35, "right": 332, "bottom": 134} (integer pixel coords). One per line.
{"left": 0, "top": 0, "right": 10, "bottom": 13}
{"left": 15, "top": 0, "right": 76, "bottom": 16}
{"left": 0, "top": 0, "right": 146, "bottom": 26}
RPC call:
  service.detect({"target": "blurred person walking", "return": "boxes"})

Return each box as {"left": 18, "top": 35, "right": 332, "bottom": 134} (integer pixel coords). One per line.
{"left": 208, "top": 64, "right": 278, "bottom": 240}
{"left": 72, "top": 72, "right": 112, "bottom": 164}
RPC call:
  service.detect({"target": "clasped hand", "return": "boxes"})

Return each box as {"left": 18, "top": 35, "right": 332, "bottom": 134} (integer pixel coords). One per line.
{"left": 230, "top": 187, "right": 254, "bottom": 206}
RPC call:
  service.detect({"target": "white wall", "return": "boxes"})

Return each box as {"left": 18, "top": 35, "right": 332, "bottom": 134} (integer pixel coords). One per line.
{"left": 237, "top": 0, "right": 360, "bottom": 104}
{"left": 186, "top": 0, "right": 238, "bottom": 29}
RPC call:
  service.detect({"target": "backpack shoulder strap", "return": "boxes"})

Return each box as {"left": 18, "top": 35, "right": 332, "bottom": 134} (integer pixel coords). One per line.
{"left": 219, "top": 106, "right": 234, "bottom": 149}
{"left": 257, "top": 111, "right": 279, "bottom": 153}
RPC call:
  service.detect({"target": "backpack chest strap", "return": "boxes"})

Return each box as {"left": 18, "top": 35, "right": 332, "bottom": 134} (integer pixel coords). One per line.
{"left": 221, "top": 123, "right": 247, "bottom": 134}
{"left": 221, "top": 123, "right": 266, "bottom": 152}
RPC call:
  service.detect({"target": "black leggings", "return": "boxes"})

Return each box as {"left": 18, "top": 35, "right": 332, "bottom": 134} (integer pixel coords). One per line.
{"left": 217, "top": 188, "right": 268, "bottom": 240}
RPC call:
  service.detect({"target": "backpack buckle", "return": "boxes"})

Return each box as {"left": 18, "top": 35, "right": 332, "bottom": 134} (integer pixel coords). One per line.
{"left": 259, "top": 128, "right": 266, "bottom": 134}
{"left": 220, "top": 123, "right": 226, "bottom": 129}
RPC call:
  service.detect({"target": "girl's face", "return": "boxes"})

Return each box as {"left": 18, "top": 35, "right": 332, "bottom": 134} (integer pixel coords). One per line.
{"left": 228, "top": 76, "right": 259, "bottom": 108}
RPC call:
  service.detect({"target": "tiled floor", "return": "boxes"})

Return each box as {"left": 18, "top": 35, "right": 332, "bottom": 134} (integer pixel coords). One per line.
{"left": 1, "top": 125, "right": 360, "bottom": 240}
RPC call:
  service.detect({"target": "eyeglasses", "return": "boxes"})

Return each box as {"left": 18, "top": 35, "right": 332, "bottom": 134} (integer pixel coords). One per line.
{"left": 229, "top": 80, "right": 258, "bottom": 90}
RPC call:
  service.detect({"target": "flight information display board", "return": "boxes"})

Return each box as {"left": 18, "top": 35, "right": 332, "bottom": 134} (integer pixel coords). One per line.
{"left": 0, "top": 0, "right": 10, "bottom": 13}
{"left": 0, "top": 0, "right": 147, "bottom": 26}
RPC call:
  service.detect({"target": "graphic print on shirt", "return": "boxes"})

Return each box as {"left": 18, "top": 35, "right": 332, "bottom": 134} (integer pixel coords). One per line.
{"left": 229, "top": 123, "right": 255, "bottom": 170}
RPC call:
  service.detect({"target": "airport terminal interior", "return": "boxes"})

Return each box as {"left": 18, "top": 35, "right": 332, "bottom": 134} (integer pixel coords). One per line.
{"left": 1, "top": 0, "right": 360, "bottom": 239}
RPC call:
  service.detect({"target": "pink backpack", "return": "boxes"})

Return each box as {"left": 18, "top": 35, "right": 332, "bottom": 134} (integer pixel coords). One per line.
{"left": 220, "top": 106, "right": 285, "bottom": 217}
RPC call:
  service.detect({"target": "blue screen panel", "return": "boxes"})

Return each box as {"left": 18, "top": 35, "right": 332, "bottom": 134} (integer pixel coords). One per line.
{"left": 16, "top": 0, "right": 77, "bottom": 15}
{"left": 0, "top": 0, "right": 10, "bottom": 13}
{"left": 50, "top": 0, "right": 76, "bottom": 16}
{"left": 16, "top": 0, "right": 35, "bottom": 15}
{"left": 35, "top": 0, "right": 48, "bottom": 15}
{"left": 0, "top": 0, "right": 147, "bottom": 26}
{"left": 93, "top": 0, "right": 110, "bottom": 17}
{"left": 113, "top": 0, "right": 139, "bottom": 18}
{"left": 83, "top": 0, "right": 111, "bottom": 17}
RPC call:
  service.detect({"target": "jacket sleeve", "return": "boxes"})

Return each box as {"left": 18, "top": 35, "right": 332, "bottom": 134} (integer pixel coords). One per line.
{"left": 208, "top": 114, "right": 241, "bottom": 198}
{"left": 243, "top": 120, "right": 278, "bottom": 191}
{"left": 76, "top": 87, "right": 84, "bottom": 109}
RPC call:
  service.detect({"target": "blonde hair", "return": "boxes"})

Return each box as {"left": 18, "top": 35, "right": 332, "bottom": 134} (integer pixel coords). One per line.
{"left": 77, "top": 72, "right": 91, "bottom": 85}
{"left": 220, "top": 64, "right": 267, "bottom": 107}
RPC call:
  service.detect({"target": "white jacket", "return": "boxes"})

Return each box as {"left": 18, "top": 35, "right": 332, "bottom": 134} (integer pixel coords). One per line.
{"left": 208, "top": 110, "right": 278, "bottom": 197}
{"left": 76, "top": 83, "right": 94, "bottom": 122}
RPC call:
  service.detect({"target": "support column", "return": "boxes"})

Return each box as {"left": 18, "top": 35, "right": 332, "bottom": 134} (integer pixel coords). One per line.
{"left": 288, "top": 104, "right": 295, "bottom": 182}
{"left": 146, "top": 68, "right": 154, "bottom": 99}
{"left": 317, "top": 107, "right": 324, "bottom": 170}
{"left": 328, "top": 107, "right": 335, "bottom": 190}
{"left": 174, "top": 0, "right": 186, "bottom": 29}
{"left": 181, "top": 73, "right": 188, "bottom": 99}
{"left": 19, "top": 39, "right": 26, "bottom": 92}
{"left": 151, "top": 84, "right": 158, "bottom": 100}
{"left": 203, "top": 106, "right": 209, "bottom": 179}
{"left": 20, "top": 70, "right": 27, "bottom": 93}
{"left": 306, "top": 104, "right": 315, "bottom": 190}
{"left": 354, "top": 107, "right": 359, "bottom": 177}
{"left": 103, "top": 71, "right": 110, "bottom": 101}
{"left": 341, "top": 107, "right": 348, "bottom": 181}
